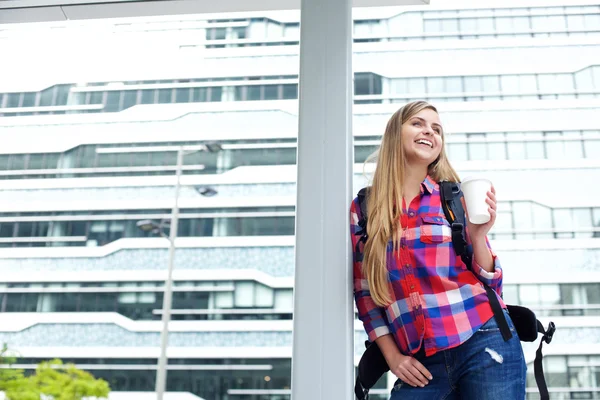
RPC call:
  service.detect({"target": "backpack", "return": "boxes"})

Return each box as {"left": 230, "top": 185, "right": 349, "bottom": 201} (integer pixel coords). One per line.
{"left": 353, "top": 181, "right": 556, "bottom": 400}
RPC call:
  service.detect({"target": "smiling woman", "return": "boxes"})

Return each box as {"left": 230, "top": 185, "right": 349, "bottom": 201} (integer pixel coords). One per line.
{"left": 351, "top": 100, "right": 527, "bottom": 400}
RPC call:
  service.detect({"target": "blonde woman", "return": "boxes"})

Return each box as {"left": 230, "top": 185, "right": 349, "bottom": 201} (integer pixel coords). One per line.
{"left": 350, "top": 101, "right": 526, "bottom": 399}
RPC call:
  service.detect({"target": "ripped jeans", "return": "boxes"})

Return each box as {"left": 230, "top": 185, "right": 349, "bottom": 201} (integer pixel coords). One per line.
{"left": 390, "top": 309, "right": 526, "bottom": 400}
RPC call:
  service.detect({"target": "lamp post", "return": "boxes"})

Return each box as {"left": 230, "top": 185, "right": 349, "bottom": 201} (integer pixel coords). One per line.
{"left": 98, "top": 142, "right": 221, "bottom": 400}
{"left": 143, "top": 145, "right": 219, "bottom": 400}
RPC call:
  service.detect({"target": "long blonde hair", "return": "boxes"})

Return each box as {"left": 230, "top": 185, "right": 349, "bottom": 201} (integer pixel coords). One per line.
{"left": 363, "top": 101, "right": 460, "bottom": 307}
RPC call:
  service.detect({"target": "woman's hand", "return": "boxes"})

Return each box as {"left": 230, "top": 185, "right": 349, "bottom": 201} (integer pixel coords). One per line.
{"left": 461, "top": 185, "right": 497, "bottom": 242}
{"left": 388, "top": 352, "right": 432, "bottom": 388}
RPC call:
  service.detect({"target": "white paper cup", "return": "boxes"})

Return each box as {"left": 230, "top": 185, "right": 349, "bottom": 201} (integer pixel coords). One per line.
{"left": 461, "top": 176, "right": 493, "bottom": 225}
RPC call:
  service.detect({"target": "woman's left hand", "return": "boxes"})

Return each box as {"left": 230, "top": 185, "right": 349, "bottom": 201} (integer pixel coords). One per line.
{"left": 461, "top": 186, "right": 497, "bottom": 242}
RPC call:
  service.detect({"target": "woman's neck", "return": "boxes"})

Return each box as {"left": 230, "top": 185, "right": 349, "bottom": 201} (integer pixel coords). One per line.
{"left": 403, "top": 164, "right": 428, "bottom": 191}
{"left": 402, "top": 164, "right": 428, "bottom": 203}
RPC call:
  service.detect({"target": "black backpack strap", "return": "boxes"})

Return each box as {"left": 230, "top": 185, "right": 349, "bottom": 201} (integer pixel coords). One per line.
{"left": 439, "top": 181, "right": 513, "bottom": 342}
{"left": 354, "top": 377, "right": 368, "bottom": 400}
{"left": 355, "top": 188, "right": 373, "bottom": 400}
{"left": 534, "top": 321, "right": 556, "bottom": 400}
{"left": 355, "top": 187, "right": 371, "bottom": 258}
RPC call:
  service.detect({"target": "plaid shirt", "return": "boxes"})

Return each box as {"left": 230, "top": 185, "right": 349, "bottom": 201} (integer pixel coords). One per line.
{"left": 351, "top": 176, "right": 504, "bottom": 357}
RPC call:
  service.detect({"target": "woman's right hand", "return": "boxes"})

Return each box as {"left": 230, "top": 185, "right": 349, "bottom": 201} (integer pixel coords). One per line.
{"left": 388, "top": 353, "right": 433, "bottom": 388}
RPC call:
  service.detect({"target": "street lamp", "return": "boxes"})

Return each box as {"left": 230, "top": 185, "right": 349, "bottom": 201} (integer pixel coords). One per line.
{"left": 148, "top": 146, "right": 219, "bottom": 400}
{"left": 195, "top": 186, "right": 218, "bottom": 197}
{"left": 136, "top": 219, "right": 169, "bottom": 237}
{"left": 98, "top": 143, "right": 220, "bottom": 400}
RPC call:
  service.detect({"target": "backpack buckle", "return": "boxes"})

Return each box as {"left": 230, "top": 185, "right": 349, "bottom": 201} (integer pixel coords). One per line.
{"left": 451, "top": 222, "right": 463, "bottom": 234}
{"left": 543, "top": 322, "right": 556, "bottom": 344}
{"left": 451, "top": 223, "right": 468, "bottom": 257}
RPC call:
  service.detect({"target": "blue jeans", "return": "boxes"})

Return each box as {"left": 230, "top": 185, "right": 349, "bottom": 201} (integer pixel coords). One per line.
{"left": 390, "top": 309, "right": 526, "bottom": 400}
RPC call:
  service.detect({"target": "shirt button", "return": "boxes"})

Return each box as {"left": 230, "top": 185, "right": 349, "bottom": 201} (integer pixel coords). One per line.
{"left": 404, "top": 264, "right": 410, "bottom": 268}
{"left": 410, "top": 285, "right": 415, "bottom": 289}
{"left": 408, "top": 211, "right": 415, "bottom": 217}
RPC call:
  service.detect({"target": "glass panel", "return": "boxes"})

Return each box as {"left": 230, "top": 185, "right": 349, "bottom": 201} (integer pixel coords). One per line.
{"left": 463, "top": 76, "right": 482, "bottom": 92}
{"left": 467, "top": 133, "right": 487, "bottom": 160}
{"left": 445, "top": 77, "right": 463, "bottom": 93}
{"left": 512, "top": 202, "right": 533, "bottom": 239}
{"left": 503, "top": 285, "right": 518, "bottom": 304}
{"left": 519, "top": 284, "right": 540, "bottom": 306}
{"left": 546, "top": 356, "right": 568, "bottom": 387}
{"left": 175, "top": 88, "right": 191, "bottom": 103}
{"left": 447, "top": 134, "right": 468, "bottom": 161}
{"left": 39, "top": 87, "right": 55, "bottom": 106}
{"left": 122, "top": 90, "right": 137, "bottom": 109}
{"left": 192, "top": 88, "right": 207, "bottom": 102}
{"left": 90, "top": 91, "right": 104, "bottom": 105}
{"left": 531, "top": 203, "right": 552, "bottom": 239}
{"left": 408, "top": 78, "right": 426, "bottom": 93}
{"left": 573, "top": 208, "right": 593, "bottom": 238}
{"left": 355, "top": 74, "right": 371, "bottom": 95}
{"left": 525, "top": 132, "right": 545, "bottom": 159}
{"left": 459, "top": 18, "right": 477, "bottom": 32}
{"left": 247, "top": 86, "right": 261, "bottom": 100}
{"left": 539, "top": 284, "right": 561, "bottom": 308}
{"left": 481, "top": 76, "right": 500, "bottom": 92}
{"left": 141, "top": 90, "right": 156, "bottom": 104}
{"left": 263, "top": 85, "right": 278, "bottom": 100}
{"left": 486, "top": 133, "right": 506, "bottom": 160}
{"left": 209, "top": 87, "right": 222, "bottom": 101}
{"left": 282, "top": 84, "right": 298, "bottom": 99}
{"left": 545, "top": 132, "right": 565, "bottom": 159}
{"left": 274, "top": 289, "right": 294, "bottom": 310}
{"left": 234, "top": 282, "right": 255, "bottom": 307}
{"left": 427, "top": 77, "right": 444, "bottom": 93}
{"left": 553, "top": 208, "right": 573, "bottom": 238}
{"left": 22, "top": 93, "right": 36, "bottom": 107}
{"left": 254, "top": 284, "right": 274, "bottom": 307}
{"left": 500, "top": 75, "right": 520, "bottom": 93}
{"left": 105, "top": 92, "right": 121, "bottom": 112}
{"left": 215, "top": 292, "right": 234, "bottom": 308}
{"left": 158, "top": 89, "right": 172, "bottom": 103}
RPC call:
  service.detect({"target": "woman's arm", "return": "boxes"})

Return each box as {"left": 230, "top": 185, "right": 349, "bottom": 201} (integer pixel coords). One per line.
{"left": 462, "top": 187, "right": 503, "bottom": 295}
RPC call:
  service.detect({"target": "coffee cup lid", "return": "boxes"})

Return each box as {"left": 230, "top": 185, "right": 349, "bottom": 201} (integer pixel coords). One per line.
{"left": 461, "top": 176, "right": 492, "bottom": 185}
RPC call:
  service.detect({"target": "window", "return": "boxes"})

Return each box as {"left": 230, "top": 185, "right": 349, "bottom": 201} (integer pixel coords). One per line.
{"left": 355, "top": 73, "right": 383, "bottom": 96}
{"left": 175, "top": 88, "right": 191, "bottom": 103}
{"left": 459, "top": 18, "right": 477, "bottom": 32}
{"left": 158, "top": 89, "right": 172, "bottom": 104}
{"left": 481, "top": 76, "right": 500, "bottom": 92}
{"left": 486, "top": 133, "right": 507, "bottom": 160}
{"left": 121, "top": 90, "right": 138, "bottom": 109}
{"left": 282, "top": 84, "right": 297, "bottom": 99}
{"left": 141, "top": 90, "right": 156, "bottom": 104}
{"left": 467, "top": 133, "right": 487, "bottom": 161}
{"left": 105, "top": 92, "right": 122, "bottom": 112}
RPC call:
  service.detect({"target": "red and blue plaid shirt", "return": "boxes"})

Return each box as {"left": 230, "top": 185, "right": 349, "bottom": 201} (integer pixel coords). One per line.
{"left": 351, "top": 176, "right": 504, "bottom": 357}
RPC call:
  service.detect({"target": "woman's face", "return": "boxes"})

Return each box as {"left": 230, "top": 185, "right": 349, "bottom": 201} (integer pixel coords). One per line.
{"left": 401, "top": 108, "right": 443, "bottom": 167}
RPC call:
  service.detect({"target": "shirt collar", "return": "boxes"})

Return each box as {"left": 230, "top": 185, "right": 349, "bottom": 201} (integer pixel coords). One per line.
{"left": 421, "top": 175, "right": 436, "bottom": 195}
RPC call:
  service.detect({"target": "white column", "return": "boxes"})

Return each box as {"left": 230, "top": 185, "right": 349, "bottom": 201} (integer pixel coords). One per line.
{"left": 291, "top": 0, "right": 354, "bottom": 398}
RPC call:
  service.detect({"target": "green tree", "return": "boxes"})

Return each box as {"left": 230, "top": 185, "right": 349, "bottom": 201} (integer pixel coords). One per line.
{"left": 0, "top": 343, "right": 26, "bottom": 394}
{"left": 0, "top": 344, "right": 110, "bottom": 400}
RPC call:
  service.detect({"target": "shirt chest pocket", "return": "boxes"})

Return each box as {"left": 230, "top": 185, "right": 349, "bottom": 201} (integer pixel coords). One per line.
{"left": 419, "top": 214, "right": 452, "bottom": 244}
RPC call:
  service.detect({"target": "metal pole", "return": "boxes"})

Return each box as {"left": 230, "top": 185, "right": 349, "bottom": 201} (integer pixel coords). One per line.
{"left": 155, "top": 145, "right": 184, "bottom": 400}
{"left": 291, "top": 0, "right": 354, "bottom": 397}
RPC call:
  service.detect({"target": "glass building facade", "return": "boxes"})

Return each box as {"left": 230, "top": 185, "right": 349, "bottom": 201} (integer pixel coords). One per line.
{"left": 0, "top": 2, "right": 599, "bottom": 399}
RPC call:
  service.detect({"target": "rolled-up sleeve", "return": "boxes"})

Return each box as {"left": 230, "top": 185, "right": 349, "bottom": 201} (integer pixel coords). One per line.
{"left": 467, "top": 236, "right": 503, "bottom": 296}
{"left": 350, "top": 198, "right": 390, "bottom": 342}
